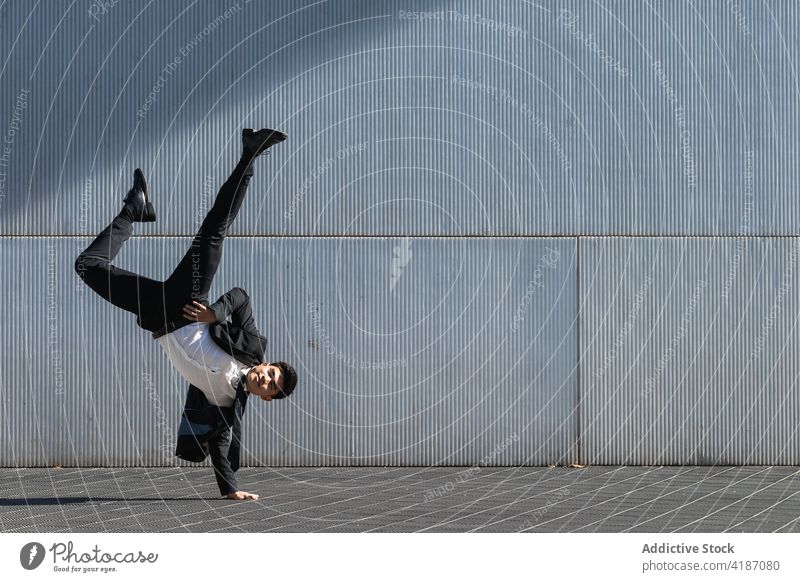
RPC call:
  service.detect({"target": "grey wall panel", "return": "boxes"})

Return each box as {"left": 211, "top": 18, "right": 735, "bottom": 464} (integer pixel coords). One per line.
{"left": 2, "top": 1, "right": 797, "bottom": 236}
{"left": 0, "top": 236, "right": 577, "bottom": 466}
{"left": 339, "top": 238, "right": 577, "bottom": 466}
{"left": 580, "top": 238, "right": 800, "bottom": 465}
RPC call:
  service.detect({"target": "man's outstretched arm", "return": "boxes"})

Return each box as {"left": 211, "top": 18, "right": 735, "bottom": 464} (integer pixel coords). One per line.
{"left": 208, "top": 430, "right": 259, "bottom": 500}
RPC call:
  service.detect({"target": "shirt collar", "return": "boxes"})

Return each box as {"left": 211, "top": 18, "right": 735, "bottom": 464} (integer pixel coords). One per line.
{"left": 237, "top": 372, "right": 250, "bottom": 398}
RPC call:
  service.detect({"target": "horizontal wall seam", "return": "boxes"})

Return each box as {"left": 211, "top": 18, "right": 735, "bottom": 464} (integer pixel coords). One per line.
{"left": 3, "top": 235, "right": 800, "bottom": 240}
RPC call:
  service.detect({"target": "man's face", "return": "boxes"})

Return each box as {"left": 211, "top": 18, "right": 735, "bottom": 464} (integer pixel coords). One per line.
{"left": 246, "top": 363, "right": 284, "bottom": 401}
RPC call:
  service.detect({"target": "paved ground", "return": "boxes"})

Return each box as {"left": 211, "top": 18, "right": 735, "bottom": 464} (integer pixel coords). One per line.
{"left": 1, "top": 466, "right": 799, "bottom": 532}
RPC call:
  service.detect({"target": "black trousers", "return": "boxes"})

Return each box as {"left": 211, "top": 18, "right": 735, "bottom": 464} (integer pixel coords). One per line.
{"left": 75, "top": 156, "right": 255, "bottom": 332}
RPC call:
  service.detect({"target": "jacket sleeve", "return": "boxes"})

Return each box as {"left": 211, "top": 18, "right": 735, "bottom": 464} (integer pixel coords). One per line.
{"left": 208, "top": 429, "right": 239, "bottom": 496}
{"left": 208, "top": 287, "right": 260, "bottom": 335}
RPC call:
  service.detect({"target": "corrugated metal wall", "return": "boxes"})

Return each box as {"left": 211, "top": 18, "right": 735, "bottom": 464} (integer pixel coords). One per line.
{"left": 1, "top": 0, "right": 797, "bottom": 466}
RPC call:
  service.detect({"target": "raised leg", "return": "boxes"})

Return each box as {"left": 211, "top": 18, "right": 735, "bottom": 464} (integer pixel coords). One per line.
{"left": 75, "top": 209, "right": 166, "bottom": 331}
{"left": 164, "top": 155, "right": 255, "bottom": 309}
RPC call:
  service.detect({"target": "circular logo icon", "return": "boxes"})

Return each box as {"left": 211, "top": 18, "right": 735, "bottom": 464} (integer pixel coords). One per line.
{"left": 20, "top": 542, "right": 46, "bottom": 570}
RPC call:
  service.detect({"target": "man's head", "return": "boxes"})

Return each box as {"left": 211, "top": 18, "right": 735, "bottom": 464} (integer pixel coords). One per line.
{"left": 245, "top": 361, "right": 298, "bottom": 401}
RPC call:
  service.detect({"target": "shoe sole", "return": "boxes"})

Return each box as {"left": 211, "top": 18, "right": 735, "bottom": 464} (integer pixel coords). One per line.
{"left": 134, "top": 168, "right": 150, "bottom": 200}
{"left": 243, "top": 128, "right": 288, "bottom": 146}
{"left": 128, "top": 169, "right": 156, "bottom": 222}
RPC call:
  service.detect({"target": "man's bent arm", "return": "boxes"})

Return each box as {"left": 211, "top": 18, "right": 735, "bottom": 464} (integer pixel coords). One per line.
{"left": 207, "top": 287, "right": 260, "bottom": 334}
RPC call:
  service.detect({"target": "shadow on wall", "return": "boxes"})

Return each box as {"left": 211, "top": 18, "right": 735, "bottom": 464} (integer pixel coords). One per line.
{"left": 0, "top": 0, "right": 453, "bottom": 233}
{"left": 1, "top": 1, "right": 796, "bottom": 237}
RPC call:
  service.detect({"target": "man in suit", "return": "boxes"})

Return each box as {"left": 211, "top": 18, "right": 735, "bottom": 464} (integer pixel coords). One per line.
{"left": 74, "top": 128, "right": 298, "bottom": 500}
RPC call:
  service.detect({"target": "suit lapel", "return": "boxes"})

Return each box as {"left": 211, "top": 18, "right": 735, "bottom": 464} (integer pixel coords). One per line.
{"left": 209, "top": 322, "right": 267, "bottom": 365}
{"left": 235, "top": 374, "right": 249, "bottom": 413}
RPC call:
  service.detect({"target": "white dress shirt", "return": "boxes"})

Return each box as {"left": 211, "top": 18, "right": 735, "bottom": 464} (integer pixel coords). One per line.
{"left": 158, "top": 322, "right": 250, "bottom": 407}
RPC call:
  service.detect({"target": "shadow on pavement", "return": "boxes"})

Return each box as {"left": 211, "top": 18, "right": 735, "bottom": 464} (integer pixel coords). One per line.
{"left": 0, "top": 497, "right": 215, "bottom": 505}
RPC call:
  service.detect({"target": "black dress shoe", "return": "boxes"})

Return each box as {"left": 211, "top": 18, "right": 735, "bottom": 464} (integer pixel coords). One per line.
{"left": 242, "top": 128, "right": 288, "bottom": 158}
{"left": 122, "top": 168, "right": 156, "bottom": 222}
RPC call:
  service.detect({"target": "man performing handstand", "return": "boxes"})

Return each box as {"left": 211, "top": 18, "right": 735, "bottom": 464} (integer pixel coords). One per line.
{"left": 75, "top": 128, "right": 298, "bottom": 500}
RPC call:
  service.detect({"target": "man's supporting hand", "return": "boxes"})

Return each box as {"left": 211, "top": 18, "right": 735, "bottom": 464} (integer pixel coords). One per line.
{"left": 224, "top": 491, "right": 260, "bottom": 500}
{"left": 182, "top": 300, "right": 217, "bottom": 323}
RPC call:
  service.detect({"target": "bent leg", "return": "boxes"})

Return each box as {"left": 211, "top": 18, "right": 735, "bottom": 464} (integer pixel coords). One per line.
{"left": 75, "top": 210, "right": 165, "bottom": 330}
{"left": 165, "top": 156, "right": 255, "bottom": 305}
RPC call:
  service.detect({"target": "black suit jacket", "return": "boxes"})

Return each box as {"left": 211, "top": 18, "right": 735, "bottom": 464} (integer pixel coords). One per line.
{"left": 152, "top": 287, "right": 267, "bottom": 496}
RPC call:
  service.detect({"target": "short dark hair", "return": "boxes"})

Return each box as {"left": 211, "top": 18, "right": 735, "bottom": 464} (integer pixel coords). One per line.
{"left": 272, "top": 361, "right": 298, "bottom": 399}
